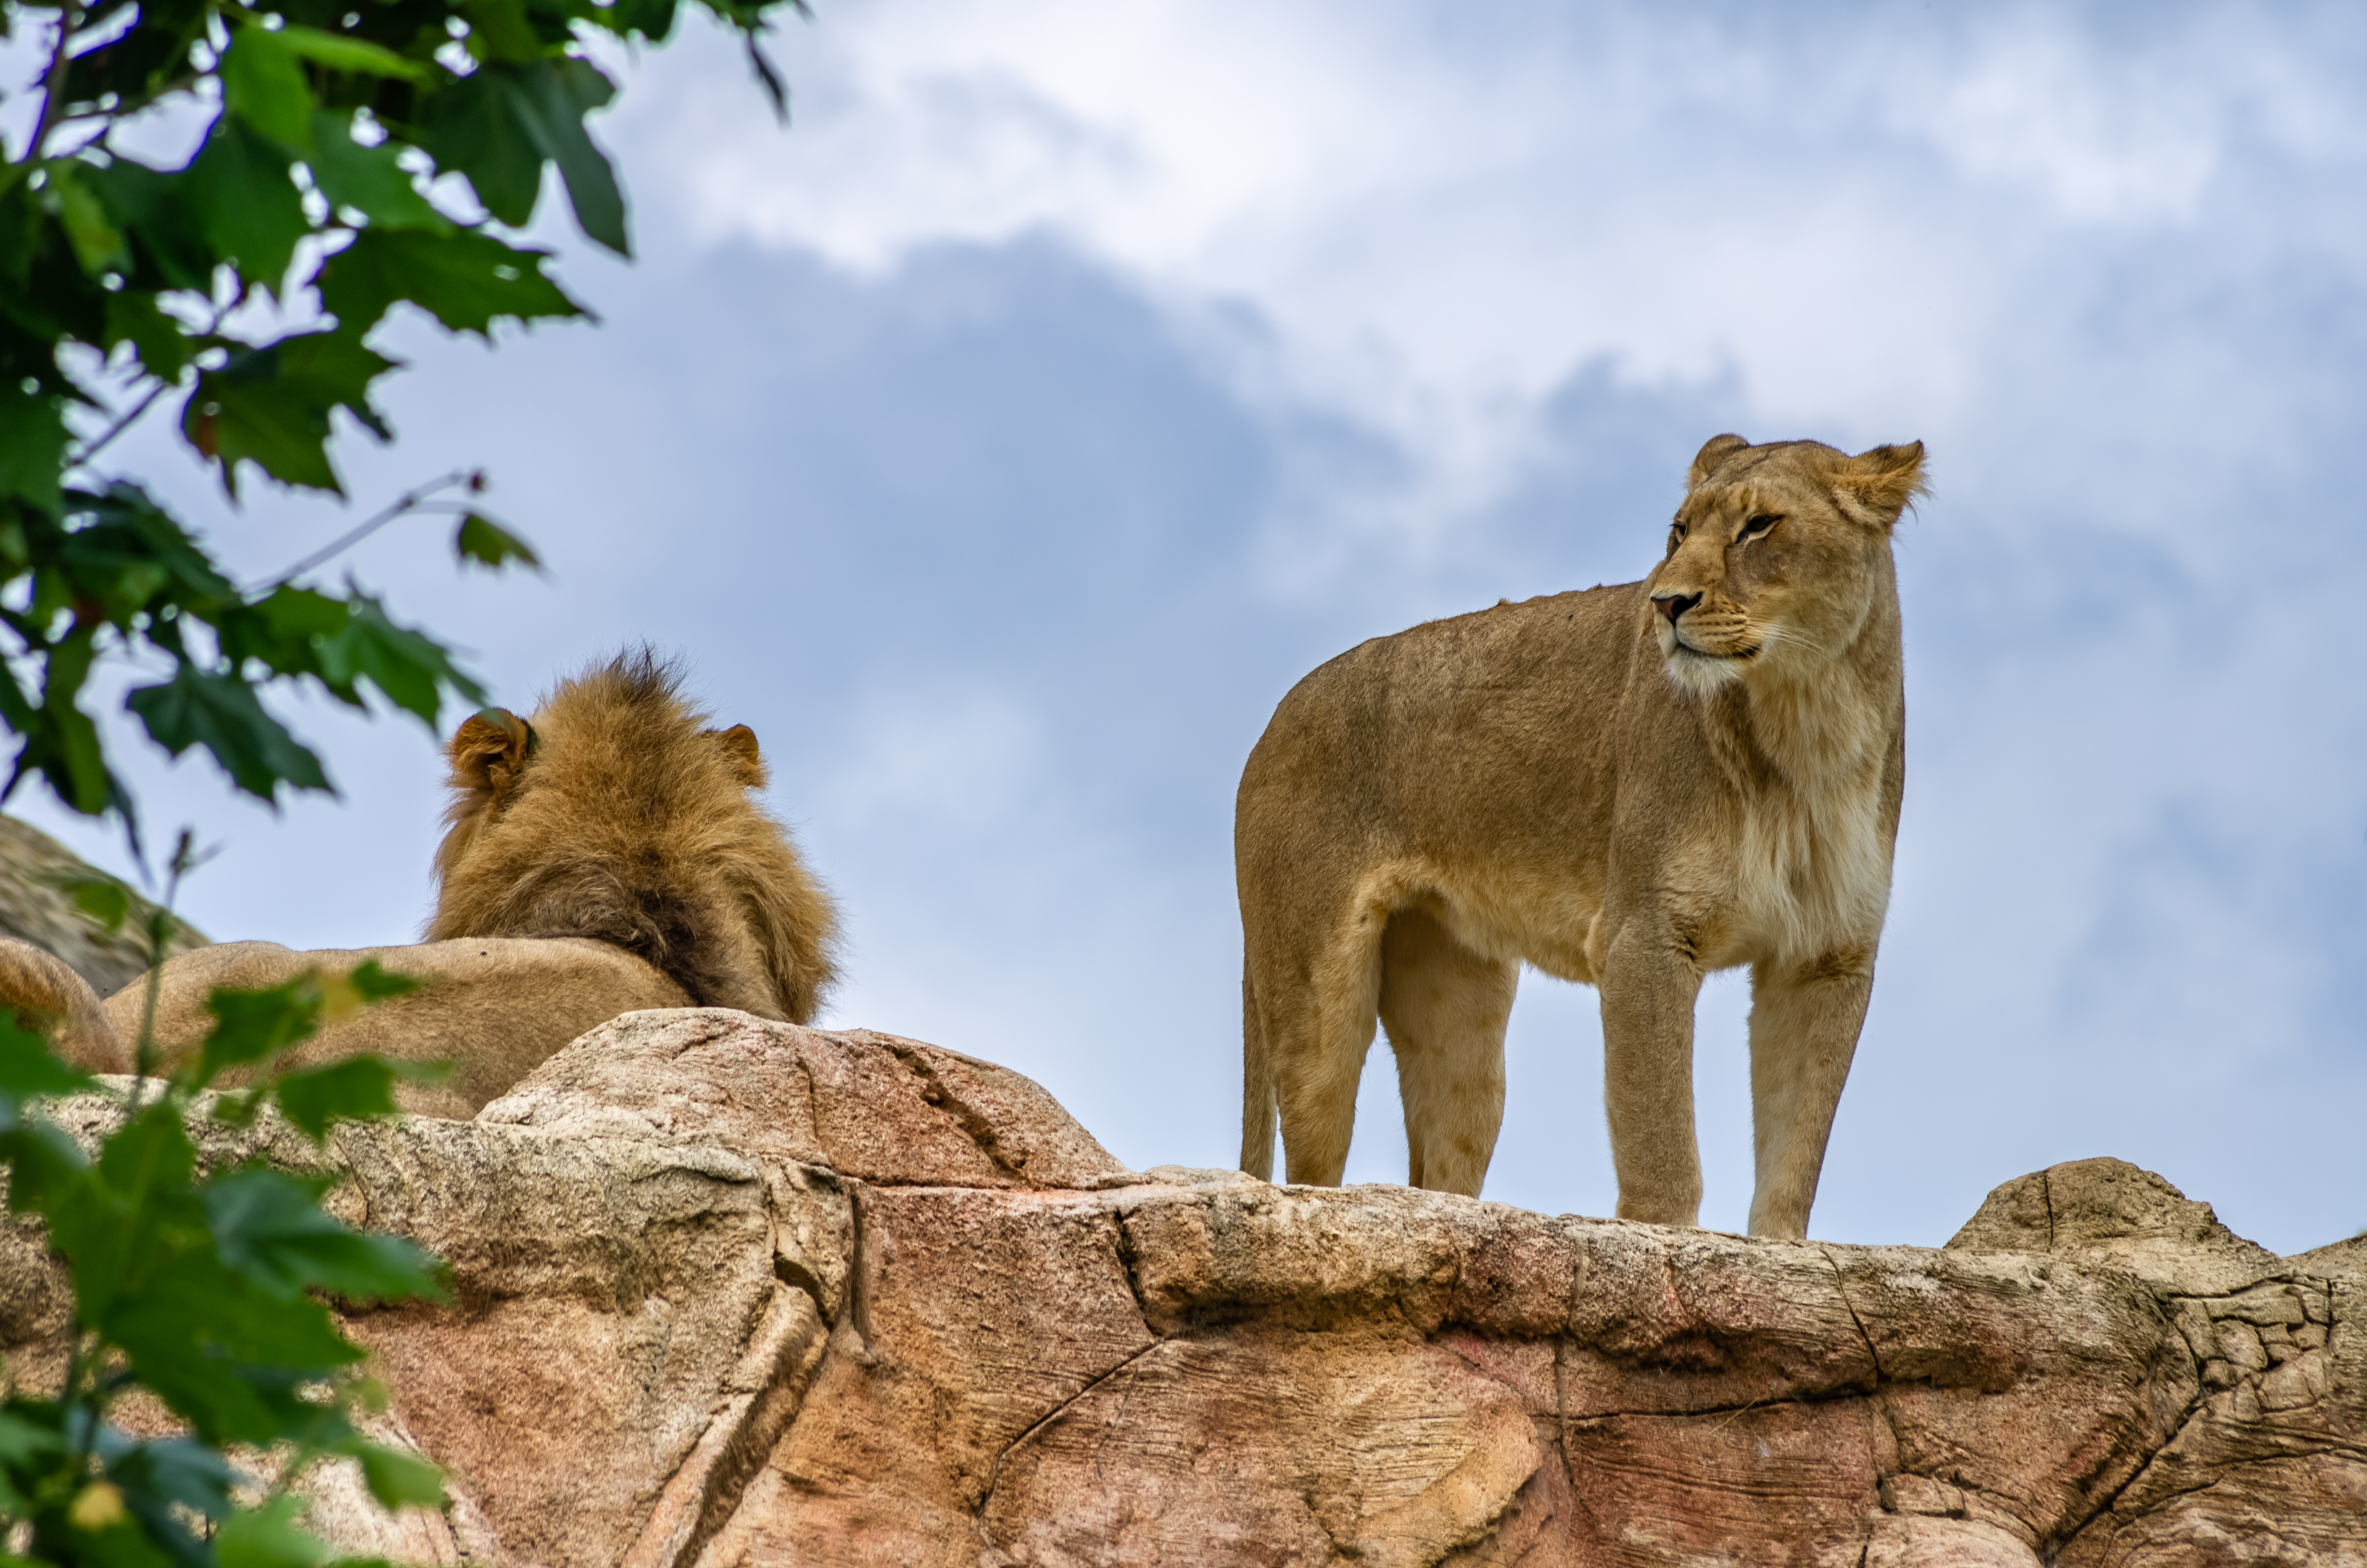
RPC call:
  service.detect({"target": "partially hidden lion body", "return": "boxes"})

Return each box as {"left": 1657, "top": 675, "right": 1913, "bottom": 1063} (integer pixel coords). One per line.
{"left": 12, "top": 651, "right": 840, "bottom": 1116}
{"left": 1236, "top": 435, "right": 1923, "bottom": 1238}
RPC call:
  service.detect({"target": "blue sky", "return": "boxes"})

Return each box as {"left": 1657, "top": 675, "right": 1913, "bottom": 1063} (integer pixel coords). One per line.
{"left": 13, "top": 0, "right": 2367, "bottom": 1250}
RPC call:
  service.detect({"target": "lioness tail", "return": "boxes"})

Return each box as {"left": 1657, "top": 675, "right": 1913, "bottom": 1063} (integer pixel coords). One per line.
{"left": 1240, "top": 958, "right": 1275, "bottom": 1180}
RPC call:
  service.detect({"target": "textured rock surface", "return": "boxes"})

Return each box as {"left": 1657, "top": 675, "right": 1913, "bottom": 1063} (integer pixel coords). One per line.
{"left": 0, "top": 815, "right": 207, "bottom": 993}
{"left": 3, "top": 1008, "right": 2361, "bottom": 1565}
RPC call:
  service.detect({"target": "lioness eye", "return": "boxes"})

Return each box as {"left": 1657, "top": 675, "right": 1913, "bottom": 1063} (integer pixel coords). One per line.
{"left": 1668, "top": 523, "right": 1687, "bottom": 550}
{"left": 1740, "top": 513, "right": 1781, "bottom": 538}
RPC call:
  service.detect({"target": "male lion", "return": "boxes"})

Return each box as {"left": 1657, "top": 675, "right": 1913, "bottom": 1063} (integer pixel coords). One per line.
{"left": 1236, "top": 435, "right": 1923, "bottom": 1238}
{"left": 11, "top": 651, "right": 840, "bottom": 1116}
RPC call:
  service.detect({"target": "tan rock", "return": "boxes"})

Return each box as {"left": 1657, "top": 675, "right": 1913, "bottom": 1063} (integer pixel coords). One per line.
{"left": 2, "top": 1014, "right": 2360, "bottom": 1565}
{"left": 0, "top": 815, "right": 207, "bottom": 995}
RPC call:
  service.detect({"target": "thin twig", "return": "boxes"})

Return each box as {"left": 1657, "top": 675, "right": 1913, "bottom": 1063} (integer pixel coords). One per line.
{"left": 127, "top": 827, "right": 205, "bottom": 1096}
{"left": 67, "top": 294, "right": 235, "bottom": 472}
{"left": 256, "top": 470, "right": 476, "bottom": 592}
{"left": 24, "top": 1, "right": 86, "bottom": 164}
{"left": 65, "top": 378, "right": 172, "bottom": 471}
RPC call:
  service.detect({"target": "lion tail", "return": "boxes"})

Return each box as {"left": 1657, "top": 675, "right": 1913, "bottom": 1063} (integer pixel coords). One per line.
{"left": 0, "top": 937, "right": 127, "bottom": 1073}
{"left": 1239, "top": 957, "right": 1276, "bottom": 1181}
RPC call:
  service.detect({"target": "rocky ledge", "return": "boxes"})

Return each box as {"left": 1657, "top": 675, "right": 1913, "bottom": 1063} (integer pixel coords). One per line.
{"left": 2, "top": 1010, "right": 2361, "bottom": 1566}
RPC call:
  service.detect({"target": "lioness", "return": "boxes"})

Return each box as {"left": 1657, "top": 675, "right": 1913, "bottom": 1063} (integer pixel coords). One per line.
{"left": 1236, "top": 435, "right": 1922, "bottom": 1238}
{"left": 10, "top": 651, "right": 840, "bottom": 1116}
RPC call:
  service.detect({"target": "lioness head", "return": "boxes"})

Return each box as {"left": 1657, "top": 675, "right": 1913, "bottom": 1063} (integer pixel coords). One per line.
{"left": 1646, "top": 434, "right": 1925, "bottom": 697}
{"left": 428, "top": 650, "right": 840, "bottom": 1023}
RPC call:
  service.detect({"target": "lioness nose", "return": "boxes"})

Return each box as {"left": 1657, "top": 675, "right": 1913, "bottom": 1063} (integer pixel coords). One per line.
{"left": 1652, "top": 592, "right": 1701, "bottom": 624}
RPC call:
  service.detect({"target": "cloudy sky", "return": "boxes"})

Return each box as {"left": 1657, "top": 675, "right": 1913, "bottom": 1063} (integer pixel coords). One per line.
{"left": 16, "top": 0, "right": 2367, "bottom": 1250}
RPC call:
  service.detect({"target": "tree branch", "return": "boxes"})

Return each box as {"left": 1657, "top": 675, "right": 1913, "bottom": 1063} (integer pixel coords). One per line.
{"left": 257, "top": 470, "right": 480, "bottom": 592}
{"left": 25, "top": 1, "right": 87, "bottom": 164}
{"left": 68, "top": 295, "right": 235, "bottom": 472}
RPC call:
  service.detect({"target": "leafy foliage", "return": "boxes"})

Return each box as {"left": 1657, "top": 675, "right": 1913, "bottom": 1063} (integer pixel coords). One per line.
{"left": 0, "top": 854, "right": 448, "bottom": 1565}
{"left": 0, "top": 0, "right": 810, "bottom": 1558}
{"left": 1, "top": 0, "right": 806, "bottom": 847}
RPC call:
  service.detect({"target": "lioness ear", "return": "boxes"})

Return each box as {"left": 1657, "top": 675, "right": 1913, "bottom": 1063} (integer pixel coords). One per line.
{"left": 709, "top": 724, "right": 767, "bottom": 787}
{"left": 1833, "top": 441, "right": 1928, "bottom": 531}
{"left": 449, "top": 708, "right": 537, "bottom": 799}
{"left": 1686, "top": 433, "right": 1750, "bottom": 491}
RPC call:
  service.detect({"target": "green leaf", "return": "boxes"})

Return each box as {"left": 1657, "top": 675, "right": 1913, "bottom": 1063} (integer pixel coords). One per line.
{"left": 512, "top": 59, "right": 628, "bottom": 255}
{"left": 346, "top": 960, "right": 421, "bottom": 1003}
{"left": 413, "top": 58, "right": 626, "bottom": 249}
{"left": 459, "top": 0, "right": 543, "bottom": 64}
{"left": 65, "top": 1101, "right": 194, "bottom": 1321}
{"left": 455, "top": 511, "right": 538, "bottom": 571}
{"left": 188, "top": 117, "right": 310, "bottom": 295}
{"left": 600, "top": 0, "right": 682, "bottom": 44}
{"left": 64, "top": 481, "right": 244, "bottom": 607}
{"left": 0, "top": 1116, "right": 93, "bottom": 1219}
{"left": 48, "top": 162, "right": 132, "bottom": 277}
{"left": 182, "top": 331, "right": 400, "bottom": 496}
{"left": 254, "top": 584, "right": 354, "bottom": 641}
{"left": 84, "top": 158, "right": 216, "bottom": 293}
{"left": 204, "top": 1167, "right": 443, "bottom": 1303}
{"left": 306, "top": 112, "right": 448, "bottom": 232}
{"left": 213, "top": 1492, "right": 332, "bottom": 1568}
{"left": 273, "top": 24, "right": 429, "bottom": 81}
{"left": 7, "top": 628, "right": 121, "bottom": 818}
{"left": 0, "top": 1018, "right": 98, "bottom": 1100}
{"left": 127, "top": 665, "right": 332, "bottom": 802}
{"left": 271, "top": 1056, "right": 396, "bottom": 1137}
{"left": 414, "top": 69, "right": 545, "bottom": 228}
{"left": 355, "top": 1442, "right": 446, "bottom": 1510}
{"left": 107, "top": 1256, "right": 365, "bottom": 1443}
{"left": 0, "top": 1408, "right": 65, "bottom": 1466}
{"left": 316, "top": 593, "right": 485, "bottom": 724}
{"left": 61, "top": 873, "right": 133, "bottom": 934}
{"left": 0, "top": 381, "right": 68, "bottom": 513}
{"left": 102, "top": 290, "right": 191, "bottom": 381}
{"left": 192, "top": 978, "right": 321, "bottom": 1085}
{"left": 222, "top": 27, "right": 317, "bottom": 152}
{"left": 319, "top": 227, "right": 583, "bottom": 340}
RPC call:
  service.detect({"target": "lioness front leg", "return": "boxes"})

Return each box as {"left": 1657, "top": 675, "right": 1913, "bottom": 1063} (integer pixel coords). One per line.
{"left": 1745, "top": 948, "right": 1875, "bottom": 1238}
{"left": 1599, "top": 918, "right": 1708, "bottom": 1227}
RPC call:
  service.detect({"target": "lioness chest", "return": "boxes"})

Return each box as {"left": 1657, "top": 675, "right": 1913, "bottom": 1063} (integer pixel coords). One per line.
{"left": 1363, "top": 599, "right": 1895, "bottom": 982}
{"left": 1417, "top": 773, "right": 1890, "bottom": 985}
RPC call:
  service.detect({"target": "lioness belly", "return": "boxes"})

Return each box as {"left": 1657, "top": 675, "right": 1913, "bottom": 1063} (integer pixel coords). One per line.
{"left": 1374, "top": 861, "right": 1605, "bottom": 987}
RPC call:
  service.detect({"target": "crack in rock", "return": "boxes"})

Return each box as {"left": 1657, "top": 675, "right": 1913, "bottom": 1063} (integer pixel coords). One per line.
{"left": 880, "top": 1040, "right": 1028, "bottom": 1183}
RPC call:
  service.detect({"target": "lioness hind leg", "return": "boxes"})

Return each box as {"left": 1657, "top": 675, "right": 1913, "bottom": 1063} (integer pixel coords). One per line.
{"left": 1379, "top": 908, "right": 1517, "bottom": 1197}
{"left": 1745, "top": 949, "right": 1876, "bottom": 1239}
{"left": 1260, "top": 934, "right": 1383, "bottom": 1189}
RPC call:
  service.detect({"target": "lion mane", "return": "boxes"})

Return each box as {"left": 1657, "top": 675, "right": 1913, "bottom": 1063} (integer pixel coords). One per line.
{"left": 0, "top": 649, "right": 842, "bottom": 1118}
{"left": 430, "top": 649, "right": 839, "bottom": 1023}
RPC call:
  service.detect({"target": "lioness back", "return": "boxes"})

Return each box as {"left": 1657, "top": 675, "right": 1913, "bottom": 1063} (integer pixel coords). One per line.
{"left": 1241, "top": 584, "right": 1641, "bottom": 939}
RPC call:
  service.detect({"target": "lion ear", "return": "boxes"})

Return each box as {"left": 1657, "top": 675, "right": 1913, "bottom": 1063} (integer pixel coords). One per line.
{"left": 1833, "top": 441, "right": 1928, "bottom": 530}
{"left": 449, "top": 708, "right": 537, "bottom": 798}
{"left": 1686, "top": 434, "right": 1750, "bottom": 491}
{"left": 709, "top": 724, "right": 767, "bottom": 788}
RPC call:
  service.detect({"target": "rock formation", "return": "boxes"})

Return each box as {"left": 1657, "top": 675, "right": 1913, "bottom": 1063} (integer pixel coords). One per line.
{"left": 3, "top": 1009, "right": 2361, "bottom": 1565}
{"left": 0, "top": 816, "right": 207, "bottom": 994}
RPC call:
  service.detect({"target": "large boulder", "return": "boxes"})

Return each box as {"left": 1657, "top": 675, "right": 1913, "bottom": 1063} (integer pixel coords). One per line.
{"left": 0, "top": 815, "right": 206, "bottom": 995}
{"left": 4, "top": 1009, "right": 2360, "bottom": 1565}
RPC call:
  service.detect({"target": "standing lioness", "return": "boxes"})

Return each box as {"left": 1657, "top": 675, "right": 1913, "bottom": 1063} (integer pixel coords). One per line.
{"left": 1237, "top": 434, "right": 1922, "bottom": 1238}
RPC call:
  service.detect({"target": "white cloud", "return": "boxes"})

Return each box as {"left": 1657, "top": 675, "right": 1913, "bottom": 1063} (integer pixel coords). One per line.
{"left": 616, "top": 0, "right": 2367, "bottom": 528}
